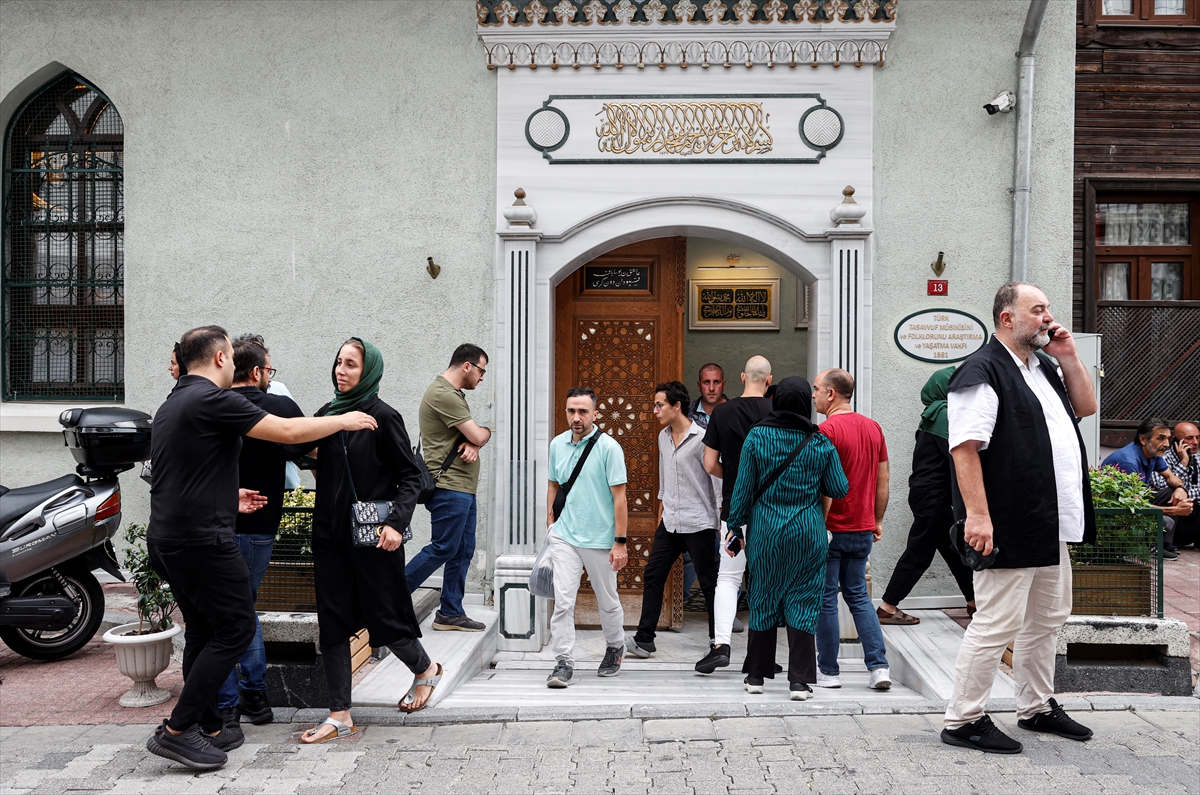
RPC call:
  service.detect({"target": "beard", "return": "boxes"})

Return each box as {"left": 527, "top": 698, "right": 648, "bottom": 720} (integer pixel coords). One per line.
{"left": 1019, "top": 323, "right": 1051, "bottom": 350}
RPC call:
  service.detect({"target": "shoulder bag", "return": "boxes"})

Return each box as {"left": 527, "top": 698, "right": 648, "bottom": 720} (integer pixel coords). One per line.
{"left": 415, "top": 434, "right": 465, "bottom": 504}
{"left": 730, "top": 431, "right": 815, "bottom": 547}
{"left": 550, "top": 431, "right": 601, "bottom": 520}
{"left": 342, "top": 431, "right": 414, "bottom": 548}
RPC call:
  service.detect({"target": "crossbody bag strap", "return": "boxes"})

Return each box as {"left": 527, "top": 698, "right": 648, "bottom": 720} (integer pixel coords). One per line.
{"left": 749, "top": 432, "right": 815, "bottom": 510}
{"left": 561, "top": 431, "right": 601, "bottom": 498}
{"left": 340, "top": 431, "right": 361, "bottom": 504}
{"left": 436, "top": 433, "right": 465, "bottom": 477}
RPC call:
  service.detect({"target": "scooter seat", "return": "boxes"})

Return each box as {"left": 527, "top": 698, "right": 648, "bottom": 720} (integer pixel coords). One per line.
{"left": 0, "top": 475, "right": 86, "bottom": 531}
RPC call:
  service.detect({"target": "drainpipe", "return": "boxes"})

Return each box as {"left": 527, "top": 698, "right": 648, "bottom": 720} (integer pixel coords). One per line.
{"left": 1011, "top": 0, "right": 1049, "bottom": 283}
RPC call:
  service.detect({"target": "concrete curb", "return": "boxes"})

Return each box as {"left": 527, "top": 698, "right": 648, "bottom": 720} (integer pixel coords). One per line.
{"left": 275, "top": 693, "right": 1198, "bottom": 724}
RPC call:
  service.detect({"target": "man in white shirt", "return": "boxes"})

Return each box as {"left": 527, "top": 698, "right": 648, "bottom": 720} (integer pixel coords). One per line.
{"left": 941, "top": 282, "right": 1097, "bottom": 755}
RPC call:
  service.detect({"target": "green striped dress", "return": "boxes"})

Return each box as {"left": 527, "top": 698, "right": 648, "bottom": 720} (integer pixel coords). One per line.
{"left": 726, "top": 427, "right": 849, "bottom": 634}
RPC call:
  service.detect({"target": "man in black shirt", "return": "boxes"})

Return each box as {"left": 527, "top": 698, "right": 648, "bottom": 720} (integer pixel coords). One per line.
{"left": 146, "top": 326, "right": 377, "bottom": 771}
{"left": 214, "top": 335, "right": 305, "bottom": 728}
{"left": 694, "top": 355, "right": 773, "bottom": 674}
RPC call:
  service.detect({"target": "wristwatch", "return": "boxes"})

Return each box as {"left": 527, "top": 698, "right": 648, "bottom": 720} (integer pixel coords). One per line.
{"left": 614, "top": 536, "right": 627, "bottom": 544}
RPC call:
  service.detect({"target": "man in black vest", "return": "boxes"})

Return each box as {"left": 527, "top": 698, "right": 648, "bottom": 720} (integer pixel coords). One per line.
{"left": 941, "top": 283, "right": 1097, "bottom": 755}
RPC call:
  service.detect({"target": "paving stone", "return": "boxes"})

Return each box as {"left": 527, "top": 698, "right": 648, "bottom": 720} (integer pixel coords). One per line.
{"left": 783, "top": 715, "right": 863, "bottom": 737}
{"left": 634, "top": 703, "right": 747, "bottom": 720}
{"left": 712, "top": 718, "right": 787, "bottom": 740}
{"left": 853, "top": 713, "right": 940, "bottom": 736}
{"left": 572, "top": 719, "right": 643, "bottom": 747}
{"left": 1137, "top": 710, "right": 1200, "bottom": 735}
{"left": 501, "top": 720, "right": 574, "bottom": 745}
{"left": 643, "top": 719, "right": 716, "bottom": 744}
{"left": 744, "top": 701, "right": 862, "bottom": 718}
{"left": 431, "top": 722, "right": 503, "bottom": 745}
{"left": 520, "top": 705, "right": 632, "bottom": 722}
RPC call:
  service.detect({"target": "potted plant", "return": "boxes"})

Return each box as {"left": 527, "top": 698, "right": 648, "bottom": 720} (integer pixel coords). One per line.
{"left": 102, "top": 522, "right": 182, "bottom": 707}
{"left": 1071, "top": 466, "right": 1162, "bottom": 617}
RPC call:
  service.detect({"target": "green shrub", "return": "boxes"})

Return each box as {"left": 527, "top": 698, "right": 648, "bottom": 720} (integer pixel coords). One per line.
{"left": 1072, "top": 466, "right": 1157, "bottom": 566}
{"left": 1089, "top": 465, "right": 1152, "bottom": 510}
{"left": 122, "top": 523, "right": 177, "bottom": 633}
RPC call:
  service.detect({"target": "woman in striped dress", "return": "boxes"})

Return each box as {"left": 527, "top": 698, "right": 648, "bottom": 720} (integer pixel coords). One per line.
{"left": 726, "top": 376, "right": 849, "bottom": 700}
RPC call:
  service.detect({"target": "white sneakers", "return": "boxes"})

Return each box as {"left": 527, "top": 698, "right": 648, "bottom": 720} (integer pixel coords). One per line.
{"left": 869, "top": 668, "right": 892, "bottom": 690}
{"left": 815, "top": 672, "right": 842, "bottom": 689}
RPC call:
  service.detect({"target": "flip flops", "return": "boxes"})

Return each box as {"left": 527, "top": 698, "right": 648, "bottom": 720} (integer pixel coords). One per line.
{"left": 300, "top": 716, "right": 356, "bottom": 745}
{"left": 876, "top": 606, "right": 920, "bottom": 625}
{"left": 398, "top": 663, "right": 443, "bottom": 713}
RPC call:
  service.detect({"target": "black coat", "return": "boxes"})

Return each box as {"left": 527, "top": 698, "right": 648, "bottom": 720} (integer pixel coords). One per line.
{"left": 948, "top": 337, "right": 1096, "bottom": 569}
{"left": 310, "top": 395, "right": 424, "bottom": 648}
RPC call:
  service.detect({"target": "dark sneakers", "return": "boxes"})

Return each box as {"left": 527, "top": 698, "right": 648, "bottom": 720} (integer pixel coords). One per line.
{"left": 432, "top": 611, "right": 485, "bottom": 632}
{"left": 695, "top": 644, "right": 731, "bottom": 674}
{"left": 207, "top": 723, "right": 245, "bottom": 751}
{"left": 147, "top": 724, "right": 228, "bottom": 770}
{"left": 941, "top": 715, "right": 1024, "bottom": 754}
{"left": 1017, "top": 699, "right": 1093, "bottom": 741}
{"left": 597, "top": 645, "right": 624, "bottom": 677}
{"left": 790, "top": 682, "right": 813, "bottom": 701}
{"left": 547, "top": 660, "right": 574, "bottom": 688}
{"left": 238, "top": 689, "right": 274, "bottom": 725}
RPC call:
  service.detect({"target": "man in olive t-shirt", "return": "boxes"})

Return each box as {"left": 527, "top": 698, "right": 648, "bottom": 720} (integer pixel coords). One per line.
{"left": 406, "top": 343, "right": 492, "bottom": 631}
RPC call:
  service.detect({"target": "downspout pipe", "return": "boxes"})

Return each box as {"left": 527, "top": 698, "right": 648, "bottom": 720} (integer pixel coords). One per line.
{"left": 1011, "top": 0, "right": 1049, "bottom": 283}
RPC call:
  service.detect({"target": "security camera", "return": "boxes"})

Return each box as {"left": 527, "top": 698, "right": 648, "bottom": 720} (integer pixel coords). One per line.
{"left": 984, "top": 91, "right": 1016, "bottom": 115}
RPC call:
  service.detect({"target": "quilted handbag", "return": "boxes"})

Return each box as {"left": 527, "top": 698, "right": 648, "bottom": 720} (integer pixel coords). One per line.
{"left": 342, "top": 432, "right": 413, "bottom": 549}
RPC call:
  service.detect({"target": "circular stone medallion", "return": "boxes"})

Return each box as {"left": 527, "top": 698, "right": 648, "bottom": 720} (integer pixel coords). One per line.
{"left": 800, "top": 106, "right": 845, "bottom": 152}
{"left": 525, "top": 107, "right": 569, "bottom": 153}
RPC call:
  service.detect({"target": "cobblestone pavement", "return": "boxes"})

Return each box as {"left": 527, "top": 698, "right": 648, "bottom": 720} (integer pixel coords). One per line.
{"left": 2, "top": 709, "right": 1196, "bottom": 794}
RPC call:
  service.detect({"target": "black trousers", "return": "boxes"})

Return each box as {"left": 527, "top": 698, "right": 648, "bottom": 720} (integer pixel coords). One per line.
{"left": 1151, "top": 487, "right": 1179, "bottom": 546}
{"left": 149, "top": 539, "right": 256, "bottom": 733}
{"left": 743, "top": 626, "right": 816, "bottom": 685}
{"left": 634, "top": 524, "right": 718, "bottom": 645}
{"left": 322, "top": 637, "right": 431, "bottom": 712}
{"left": 881, "top": 506, "right": 976, "bottom": 607}
{"left": 1172, "top": 510, "right": 1199, "bottom": 548}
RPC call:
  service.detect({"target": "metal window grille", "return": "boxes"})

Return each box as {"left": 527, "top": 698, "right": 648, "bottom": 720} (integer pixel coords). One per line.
{"left": 1070, "top": 508, "right": 1165, "bottom": 619}
{"left": 2, "top": 75, "right": 124, "bottom": 401}
{"left": 256, "top": 500, "right": 317, "bottom": 613}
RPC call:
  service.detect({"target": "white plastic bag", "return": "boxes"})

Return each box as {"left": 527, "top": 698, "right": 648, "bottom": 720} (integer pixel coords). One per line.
{"left": 528, "top": 534, "right": 555, "bottom": 599}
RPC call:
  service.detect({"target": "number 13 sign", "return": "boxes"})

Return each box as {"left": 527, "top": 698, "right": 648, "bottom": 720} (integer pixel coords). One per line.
{"left": 928, "top": 280, "right": 948, "bottom": 296}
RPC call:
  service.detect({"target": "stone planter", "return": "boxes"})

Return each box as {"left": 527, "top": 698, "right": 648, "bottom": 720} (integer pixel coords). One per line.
{"left": 103, "top": 621, "right": 183, "bottom": 707}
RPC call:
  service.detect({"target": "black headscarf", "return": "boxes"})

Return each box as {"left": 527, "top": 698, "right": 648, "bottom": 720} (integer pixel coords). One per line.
{"left": 757, "top": 375, "right": 816, "bottom": 434}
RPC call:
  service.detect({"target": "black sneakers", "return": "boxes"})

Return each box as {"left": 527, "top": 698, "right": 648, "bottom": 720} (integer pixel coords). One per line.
{"left": 1017, "top": 699, "right": 1093, "bottom": 741}
{"left": 790, "top": 682, "right": 813, "bottom": 701}
{"left": 206, "top": 723, "right": 244, "bottom": 751}
{"left": 624, "top": 636, "right": 655, "bottom": 658}
{"left": 546, "top": 660, "right": 574, "bottom": 688}
{"left": 744, "top": 675, "right": 764, "bottom": 694}
{"left": 432, "top": 611, "right": 485, "bottom": 632}
{"left": 695, "top": 644, "right": 731, "bottom": 674}
{"left": 940, "top": 715, "right": 1023, "bottom": 754}
{"left": 238, "top": 688, "right": 274, "bottom": 725}
{"left": 597, "top": 645, "right": 624, "bottom": 677}
{"left": 146, "top": 724, "right": 228, "bottom": 770}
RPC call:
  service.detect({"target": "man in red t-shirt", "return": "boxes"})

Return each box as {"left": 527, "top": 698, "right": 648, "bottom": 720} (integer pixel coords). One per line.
{"left": 814, "top": 369, "right": 892, "bottom": 691}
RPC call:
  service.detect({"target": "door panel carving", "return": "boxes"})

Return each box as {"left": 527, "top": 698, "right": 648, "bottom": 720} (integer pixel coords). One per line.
{"left": 554, "top": 238, "right": 686, "bottom": 628}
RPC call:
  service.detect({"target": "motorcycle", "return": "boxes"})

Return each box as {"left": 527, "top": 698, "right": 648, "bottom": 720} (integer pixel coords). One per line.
{"left": 0, "top": 407, "right": 151, "bottom": 660}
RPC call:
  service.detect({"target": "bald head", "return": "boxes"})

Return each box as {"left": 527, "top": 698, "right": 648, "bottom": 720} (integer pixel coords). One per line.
{"left": 743, "top": 356, "right": 771, "bottom": 385}
{"left": 1175, "top": 421, "right": 1199, "bottom": 455}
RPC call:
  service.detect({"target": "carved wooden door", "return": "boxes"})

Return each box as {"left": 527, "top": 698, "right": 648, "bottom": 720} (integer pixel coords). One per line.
{"left": 554, "top": 238, "right": 686, "bottom": 629}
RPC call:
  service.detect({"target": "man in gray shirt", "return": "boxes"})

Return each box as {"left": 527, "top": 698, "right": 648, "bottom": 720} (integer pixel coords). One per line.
{"left": 627, "top": 381, "right": 720, "bottom": 658}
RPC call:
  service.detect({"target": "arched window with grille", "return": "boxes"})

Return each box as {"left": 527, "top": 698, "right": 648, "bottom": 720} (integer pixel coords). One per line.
{"left": 2, "top": 74, "right": 123, "bottom": 401}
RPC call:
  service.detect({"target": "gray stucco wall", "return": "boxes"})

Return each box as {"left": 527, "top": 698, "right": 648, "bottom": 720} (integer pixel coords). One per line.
{"left": 0, "top": 0, "right": 498, "bottom": 592}
{"left": 683, "top": 238, "right": 808, "bottom": 399}
{"left": 870, "top": 0, "right": 1076, "bottom": 599}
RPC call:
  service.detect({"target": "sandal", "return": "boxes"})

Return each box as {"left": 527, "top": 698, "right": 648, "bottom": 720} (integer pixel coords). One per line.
{"left": 398, "top": 663, "right": 443, "bottom": 713}
{"left": 300, "top": 716, "right": 356, "bottom": 745}
{"left": 876, "top": 606, "right": 920, "bottom": 625}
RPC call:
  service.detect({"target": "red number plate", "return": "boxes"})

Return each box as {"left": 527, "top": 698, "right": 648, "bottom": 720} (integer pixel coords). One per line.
{"left": 927, "top": 280, "right": 948, "bottom": 295}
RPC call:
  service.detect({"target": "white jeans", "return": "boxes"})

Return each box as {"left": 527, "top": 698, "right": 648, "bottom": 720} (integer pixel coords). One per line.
{"left": 945, "top": 542, "right": 1073, "bottom": 728}
{"left": 548, "top": 530, "right": 624, "bottom": 665}
{"left": 713, "top": 521, "right": 747, "bottom": 646}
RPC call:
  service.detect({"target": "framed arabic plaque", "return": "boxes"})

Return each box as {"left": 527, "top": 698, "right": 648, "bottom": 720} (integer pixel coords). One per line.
{"left": 583, "top": 265, "right": 651, "bottom": 292}
{"left": 689, "top": 279, "right": 780, "bottom": 330}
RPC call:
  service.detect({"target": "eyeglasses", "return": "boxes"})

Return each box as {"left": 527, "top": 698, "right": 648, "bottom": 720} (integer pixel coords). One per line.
{"left": 265, "top": 368, "right": 277, "bottom": 379}
{"left": 469, "top": 362, "right": 487, "bottom": 377}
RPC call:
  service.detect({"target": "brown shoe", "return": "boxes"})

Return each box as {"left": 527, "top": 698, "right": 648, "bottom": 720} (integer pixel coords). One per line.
{"left": 876, "top": 606, "right": 920, "bottom": 625}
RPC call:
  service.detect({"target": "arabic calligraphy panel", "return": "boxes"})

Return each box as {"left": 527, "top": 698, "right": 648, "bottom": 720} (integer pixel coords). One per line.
{"left": 689, "top": 278, "right": 780, "bottom": 330}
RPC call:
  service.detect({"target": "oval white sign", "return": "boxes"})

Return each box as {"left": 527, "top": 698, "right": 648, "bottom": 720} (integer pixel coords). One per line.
{"left": 894, "top": 308, "right": 990, "bottom": 364}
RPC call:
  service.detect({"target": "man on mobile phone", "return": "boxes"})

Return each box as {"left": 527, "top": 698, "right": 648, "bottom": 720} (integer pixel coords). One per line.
{"left": 941, "top": 283, "right": 1097, "bottom": 755}
{"left": 1163, "top": 422, "right": 1199, "bottom": 548}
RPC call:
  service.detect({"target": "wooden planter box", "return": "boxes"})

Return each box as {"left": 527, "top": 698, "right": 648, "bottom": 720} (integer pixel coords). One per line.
{"left": 256, "top": 562, "right": 317, "bottom": 613}
{"left": 1071, "top": 563, "right": 1152, "bottom": 617}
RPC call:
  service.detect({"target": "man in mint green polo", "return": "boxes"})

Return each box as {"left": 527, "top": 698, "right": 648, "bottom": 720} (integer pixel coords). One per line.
{"left": 544, "top": 386, "right": 629, "bottom": 688}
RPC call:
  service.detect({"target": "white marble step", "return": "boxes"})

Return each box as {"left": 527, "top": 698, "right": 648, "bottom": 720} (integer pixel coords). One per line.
{"left": 439, "top": 658, "right": 924, "bottom": 708}
{"left": 881, "top": 609, "right": 1015, "bottom": 702}
{"left": 352, "top": 607, "right": 498, "bottom": 709}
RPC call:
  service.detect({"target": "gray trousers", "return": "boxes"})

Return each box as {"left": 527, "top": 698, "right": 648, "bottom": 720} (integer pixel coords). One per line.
{"left": 548, "top": 530, "right": 624, "bottom": 665}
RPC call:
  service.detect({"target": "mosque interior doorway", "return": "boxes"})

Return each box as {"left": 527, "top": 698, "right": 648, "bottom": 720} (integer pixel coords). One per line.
{"left": 554, "top": 237, "right": 687, "bottom": 629}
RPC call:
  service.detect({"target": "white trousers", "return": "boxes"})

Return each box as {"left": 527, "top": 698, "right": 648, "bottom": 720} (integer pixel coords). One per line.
{"left": 945, "top": 542, "right": 1072, "bottom": 728}
{"left": 713, "top": 521, "right": 747, "bottom": 646}
{"left": 548, "top": 530, "right": 624, "bottom": 665}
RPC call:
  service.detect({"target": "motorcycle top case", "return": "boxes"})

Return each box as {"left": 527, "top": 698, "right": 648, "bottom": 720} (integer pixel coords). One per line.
{"left": 59, "top": 407, "right": 152, "bottom": 469}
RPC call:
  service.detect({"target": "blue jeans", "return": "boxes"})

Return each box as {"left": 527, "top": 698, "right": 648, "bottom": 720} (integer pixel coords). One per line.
{"left": 404, "top": 489, "right": 477, "bottom": 617}
{"left": 216, "top": 534, "right": 274, "bottom": 709}
{"left": 818, "top": 530, "right": 888, "bottom": 675}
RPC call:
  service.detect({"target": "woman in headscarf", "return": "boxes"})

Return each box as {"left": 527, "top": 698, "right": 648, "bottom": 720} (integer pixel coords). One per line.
{"left": 725, "top": 376, "right": 848, "bottom": 700}
{"left": 299, "top": 338, "right": 442, "bottom": 744}
{"left": 877, "top": 366, "right": 976, "bottom": 625}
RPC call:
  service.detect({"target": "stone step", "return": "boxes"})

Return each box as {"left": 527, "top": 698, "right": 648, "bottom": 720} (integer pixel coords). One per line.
{"left": 352, "top": 604, "right": 498, "bottom": 710}
{"left": 880, "top": 609, "right": 1015, "bottom": 702}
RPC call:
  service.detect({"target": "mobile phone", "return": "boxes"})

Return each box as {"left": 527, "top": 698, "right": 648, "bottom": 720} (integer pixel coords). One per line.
{"left": 1046, "top": 327, "right": 1058, "bottom": 342}
{"left": 725, "top": 534, "right": 743, "bottom": 555}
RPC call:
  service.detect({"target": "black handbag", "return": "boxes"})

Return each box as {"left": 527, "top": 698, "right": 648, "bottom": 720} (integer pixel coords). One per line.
{"left": 416, "top": 434, "right": 465, "bottom": 504}
{"left": 342, "top": 432, "right": 413, "bottom": 548}
{"left": 551, "top": 432, "right": 601, "bottom": 520}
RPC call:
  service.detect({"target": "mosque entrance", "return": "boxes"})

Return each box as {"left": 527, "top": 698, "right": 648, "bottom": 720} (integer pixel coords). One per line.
{"left": 553, "top": 237, "right": 687, "bottom": 628}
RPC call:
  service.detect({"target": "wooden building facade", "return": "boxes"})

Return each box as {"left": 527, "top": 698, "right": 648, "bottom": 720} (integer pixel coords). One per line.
{"left": 1074, "top": 0, "right": 1200, "bottom": 446}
